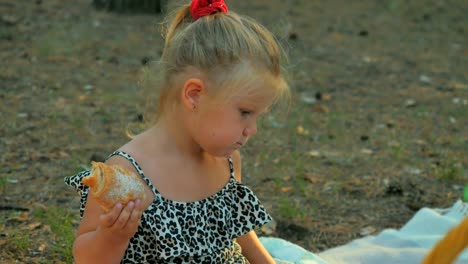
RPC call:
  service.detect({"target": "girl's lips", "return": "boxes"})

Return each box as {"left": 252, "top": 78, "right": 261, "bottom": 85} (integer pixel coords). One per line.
{"left": 235, "top": 142, "right": 244, "bottom": 147}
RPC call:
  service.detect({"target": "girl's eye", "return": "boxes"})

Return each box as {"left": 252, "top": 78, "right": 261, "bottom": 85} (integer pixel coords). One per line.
{"left": 239, "top": 109, "right": 251, "bottom": 117}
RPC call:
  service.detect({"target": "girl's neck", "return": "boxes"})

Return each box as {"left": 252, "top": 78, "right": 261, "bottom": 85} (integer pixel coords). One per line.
{"left": 146, "top": 112, "right": 209, "bottom": 162}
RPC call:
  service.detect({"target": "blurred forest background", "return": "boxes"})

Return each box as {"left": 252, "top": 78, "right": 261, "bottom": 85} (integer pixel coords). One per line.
{"left": 0, "top": 0, "right": 466, "bottom": 263}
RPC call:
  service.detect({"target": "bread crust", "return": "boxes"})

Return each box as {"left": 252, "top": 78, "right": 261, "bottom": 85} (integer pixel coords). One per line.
{"left": 82, "top": 161, "right": 147, "bottom": 212}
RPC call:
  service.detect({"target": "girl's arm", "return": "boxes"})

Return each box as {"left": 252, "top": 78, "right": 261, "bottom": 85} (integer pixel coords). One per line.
{"left": 73, "top": 158, "right": 144, "bottom": 264}
{"left": 73, "top": 197, "right": 143, "bottom": 264}
{"left": 231, "top": 151, "right": 275, "bottom": 264}
{"left": 73, "top": 194, "right": 143, "bottom": 264}
{"left": 237, "top": 231, "right": 275, "bottom": 264}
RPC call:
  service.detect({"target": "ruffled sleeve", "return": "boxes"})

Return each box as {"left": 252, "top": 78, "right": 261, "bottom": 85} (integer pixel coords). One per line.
{"left": 228, "top": 183, "right": 272, "bottom": 236}
{"left": 64, "top": 170, "right": 91, "bottom": 218}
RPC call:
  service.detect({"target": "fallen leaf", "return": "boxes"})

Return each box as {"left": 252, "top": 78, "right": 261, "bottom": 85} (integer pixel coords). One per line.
{"left": 330, "top": 33, "right": 343, "bottom": 42}
{"left": 1, "top": 14, "right": 19, "bottom": 25}
{"left": 303, "top": 174, "right": 322, "bottom": 184}
{"left": 405, "top": 99, "right": 417, "bottom": 107}
{"left": 18, "top": 212, "right": 29, "bottom": 221}
{"left": 349, "top": 178, "right": 363, "bottom": 185}
{"left": 404, "top": 168, "right": 422, "bottom": 175}
{"left": 42, "top": 225, "right": 51, "bottom": 232}
{"left": 38, "top": 244, "right": 47, "bottom": 252}
{"left": 414, "top": 140, "right": 426, "bottom": 146}
{"left": 419, "top": 75, "right": 431, "bottom": 83}
{"left": 296, "top": 126, "right": 309, "bottom": 135}
{"left": 282, "top": 176, "right": 291, "bottom": 181}
{"left": 312, "top": 104, "right": 329, "bottom": 113}
{"left": 8, "top": 163, "right": 21, "bottom": 169}
{"left": 280, "top": 187, "right": 293, "bottom": 193}
{"left": 360, "top": 226, "right": 376, "bottom": 236}
{"left": 59, "top": 151, "right": 70, "bottom": 159}
{"left": 27, "top": 222, "right": 42, "bottom": 230}
{"left": 361, "top": 148, "right": 374, "bottom": 155}
{"left": 300, "top": 93, "right": 317, "bottom": 104}
{"left": 78, "top": 95, "right": 87, "bottom": 101}
{"left": 448, "top": 81, "right": 467, "bottom": 90}
{"left": 8, "top": 211, "right": 29, "bottom": 222}
{"left": 307, "top": 150, "right": 321, "bottom": 157}
{"left": 324, "top": 181, "right": 335, "bottom": 189}
{"left": 55, "top": 97, "right": 67, "bottom": 107}
{"left": 322, "top": 94, "right": 332, "bottom": 101}
{"left": 362, "top": 56, "right": 375, "bottom": 63}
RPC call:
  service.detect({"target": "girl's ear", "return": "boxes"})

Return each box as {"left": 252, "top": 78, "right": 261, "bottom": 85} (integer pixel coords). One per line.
{"left": 181, "top": 78, "right": 205, "bottom": 111}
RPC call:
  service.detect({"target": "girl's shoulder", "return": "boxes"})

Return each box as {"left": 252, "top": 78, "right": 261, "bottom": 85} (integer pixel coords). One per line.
{"left": 106, "top": 132, "right": 155, "bottom": 175}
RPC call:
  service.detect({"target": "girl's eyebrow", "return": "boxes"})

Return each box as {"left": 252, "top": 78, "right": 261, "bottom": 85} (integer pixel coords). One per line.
{"left": 247, "top": 107, "right": 269, "bottom": 116}
{"left": 237, "top": 98, "right": 272, "bottom": 113}
{"left": 239, "top": 105, "right": 263, "bottom": 113}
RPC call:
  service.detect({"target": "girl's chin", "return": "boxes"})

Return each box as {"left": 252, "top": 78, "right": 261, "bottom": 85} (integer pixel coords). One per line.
{"left": 202, "top": 144, "right": 240, "bottom": 157}
{"left": 208, "top": 148, "right": 236, "bottom": 158}
{"left": 218, "top": 151, "right": 235, "bottom": 158}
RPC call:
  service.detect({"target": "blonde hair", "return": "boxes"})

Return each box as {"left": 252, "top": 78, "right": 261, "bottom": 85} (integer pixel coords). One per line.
{"left": 146, "top": 2, "right": 290, "bottom": 122}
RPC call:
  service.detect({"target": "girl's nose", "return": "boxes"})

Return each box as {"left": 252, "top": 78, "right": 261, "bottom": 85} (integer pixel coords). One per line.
{"left": 243, "top": 122, "right": 257, "bottom": 137}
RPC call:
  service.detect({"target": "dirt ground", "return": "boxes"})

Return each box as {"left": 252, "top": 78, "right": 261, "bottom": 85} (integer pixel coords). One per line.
{"left": 0, "top": 0, "right": 467, "bottom": 263}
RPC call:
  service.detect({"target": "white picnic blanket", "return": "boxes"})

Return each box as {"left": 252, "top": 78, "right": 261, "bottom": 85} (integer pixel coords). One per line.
{"left": 261, "top": 200, "right": 468, "bottom": 264}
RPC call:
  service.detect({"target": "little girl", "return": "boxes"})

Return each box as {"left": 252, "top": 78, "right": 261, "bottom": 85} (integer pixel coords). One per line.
{"left": 65, "top": 0, "right": 289, "bottom": 263}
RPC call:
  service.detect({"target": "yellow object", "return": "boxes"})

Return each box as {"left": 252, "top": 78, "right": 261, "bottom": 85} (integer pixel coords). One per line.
{"left": 82, "top": 162, "right": 146, "bottom": 212}
{"left": 422, "top": 217, "right": 468, "bottom": 264}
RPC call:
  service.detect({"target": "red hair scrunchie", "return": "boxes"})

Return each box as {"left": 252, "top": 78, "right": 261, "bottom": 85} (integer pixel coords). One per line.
{"left": 190, "top": 0, "right": 229, "bottom": 21}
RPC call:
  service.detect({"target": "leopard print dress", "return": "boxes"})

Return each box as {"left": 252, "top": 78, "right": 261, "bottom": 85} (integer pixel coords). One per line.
{"left": 64, "top": 151, "right": 272, "bottom": 263}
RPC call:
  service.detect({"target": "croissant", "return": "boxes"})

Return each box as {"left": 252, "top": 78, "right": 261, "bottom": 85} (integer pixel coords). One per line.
{"left": 422, "top": 217, "right": 468, "bottom": 264}
{"left": 82, "top": 161, "right": 147, "bottom": 212}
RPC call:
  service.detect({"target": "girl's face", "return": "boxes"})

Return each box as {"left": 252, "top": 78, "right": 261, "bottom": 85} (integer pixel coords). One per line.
{"left": 192, "top": 92, "right": 273, "bottom": 157}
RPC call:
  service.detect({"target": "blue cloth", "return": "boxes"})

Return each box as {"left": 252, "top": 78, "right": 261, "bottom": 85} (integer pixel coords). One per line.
{"left": 261, "top": 200, "right": 468, "bottom": 264}
{"left": 259, "top": 237, "right": 328, "bottom": 264}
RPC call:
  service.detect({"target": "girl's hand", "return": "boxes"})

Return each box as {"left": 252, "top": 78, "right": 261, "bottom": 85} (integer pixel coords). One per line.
{"left": 97, "top": 199, "right": 143, "bottom": 242}
{"left": 72, "top": 199, "right": 144, "bottom": 264}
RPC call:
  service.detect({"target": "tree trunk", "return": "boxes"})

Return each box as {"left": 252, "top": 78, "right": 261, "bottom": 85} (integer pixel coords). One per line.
{"left": 93, "top": 0, "right": 168, "bottom": 14}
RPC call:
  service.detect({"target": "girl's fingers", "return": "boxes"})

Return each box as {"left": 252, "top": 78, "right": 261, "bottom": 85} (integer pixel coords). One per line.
{"left": 100, "top": 203, "right": 123, "bottom": 227}
{"left": 100, "top": 200, "right": 142, "bottom": 233}
{"left": 114, "top": 201, "right": 134, "bottom": 229}
{"left": 128, "top": 200, "right": 142, "bottom": 224}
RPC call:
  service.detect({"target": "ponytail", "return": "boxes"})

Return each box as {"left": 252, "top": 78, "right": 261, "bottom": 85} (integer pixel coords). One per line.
{"left": 163, "top": 4, "right": 191, "bottom": 49}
